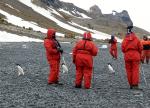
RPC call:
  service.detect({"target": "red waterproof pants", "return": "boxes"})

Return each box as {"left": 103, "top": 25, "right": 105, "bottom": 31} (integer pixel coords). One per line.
{"left": 141, "top": 50, "right": 150, "bottom": 64}
{"left": 75, "top": 66, "right": 92, "bottom": 89}
{"left": 125, "top": 61, "right": 140, "bottom": 86}
{"left": 110, "top": 49, "right": 117, "bottom": 59}
{"left": 48, "top": 60, "right": 60, "bottom": 83}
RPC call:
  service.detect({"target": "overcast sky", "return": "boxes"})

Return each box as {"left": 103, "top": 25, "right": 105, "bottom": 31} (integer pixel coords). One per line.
{"left": 61, "top": 0, "right": 150, "bottom": 33}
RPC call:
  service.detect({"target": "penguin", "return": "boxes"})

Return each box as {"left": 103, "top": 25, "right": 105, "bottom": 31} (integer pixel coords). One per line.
{"left": 61, "top": 63, "right": 68, "bottom": 73}
{"left": 61, "top": 56, "right": 68, "bottom": 73}
{"left": 16, "top": 64, "right": 24, "bottom": 76}
{"left": 22, "top": 44, "right": 27, "bottom": 49}
{"left": 107, "top": 63, "right": 115, "bottom": 73}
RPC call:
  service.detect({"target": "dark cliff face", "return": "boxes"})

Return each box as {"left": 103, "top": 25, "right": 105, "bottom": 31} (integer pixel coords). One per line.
{"left": 41, "top": 0, "right": 132, "bottom": 26}
{"left": 88, "top": 5, "right": 103, "bottom": 18}
{"left": 119, "top": 10, "right": 133, "bottom": 26}
{"left": 41, "top": 0, "right": 89, "bottom": 17}
{"left": 104, "top": 10, "right": 133, "bottom": 27}
{"left": 88, "top": 5, "right": 133, "bottom": 26}
{"left": 41, "top": 0, "right": 61, "bottom": 8}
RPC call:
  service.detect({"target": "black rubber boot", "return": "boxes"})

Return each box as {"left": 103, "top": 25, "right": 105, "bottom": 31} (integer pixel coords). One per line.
{"left": 75, "top": 85, "right": 81, "bottom": 88}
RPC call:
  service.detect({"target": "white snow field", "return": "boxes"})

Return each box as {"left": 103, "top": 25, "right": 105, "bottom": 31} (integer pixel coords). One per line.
{"left": 0, "top": 9, "right": 64, "bottom": 37}
{"left": 0, "top": 30, "right": 43, "bottom": 42}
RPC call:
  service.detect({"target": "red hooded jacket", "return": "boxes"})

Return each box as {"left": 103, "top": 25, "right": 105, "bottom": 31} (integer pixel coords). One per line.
{"left": 73, "top": 39, "right": 98, "bottom": 68}
{"left": 121, "top": 32, "right": 142, "bottom": 61}
{"left": 44, "top": 29, "right": 60, "bottom": 63}
{"left": 110, "top": 38, "right": 117, "bottom": 50}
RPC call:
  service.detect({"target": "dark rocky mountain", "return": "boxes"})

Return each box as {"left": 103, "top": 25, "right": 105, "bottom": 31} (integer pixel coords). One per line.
{"left": 88, "top": 5, "right": 103, "bottom": 18}
{"left": 40, "top": 0, "right": 148, "bottom": 38}
{"left": 41, "top": 0, "right": 89, "bottom": 17}
{"left": 42, "top": 0, "right": 133, "bottom": 26}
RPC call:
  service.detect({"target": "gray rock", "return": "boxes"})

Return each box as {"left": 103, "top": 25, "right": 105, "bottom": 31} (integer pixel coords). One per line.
{"left": 0, "top": 42, "right": 150, "bottom": 107}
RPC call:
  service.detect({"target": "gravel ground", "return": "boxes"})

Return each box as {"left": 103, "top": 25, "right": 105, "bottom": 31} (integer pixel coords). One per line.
{"left": 0, "top": 42, "right": 150, "bottom": 108}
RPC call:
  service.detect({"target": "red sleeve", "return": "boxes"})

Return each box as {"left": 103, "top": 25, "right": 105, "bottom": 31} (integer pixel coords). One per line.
{"left": 72, "top": 43, "right": 78, "bottom": 61}
{"left": 121, "top": 39, "right": 126, "bottom": 53}
{"left": 91, "top": 43, "right": 98, "bottom": 56}
{"left": 44, "top": 39, "right": 58, "bottom": 54}
{"left": 137, "top": 39, "right": 142, "bottom": 55}
{"left": 115, "top": 39, "right": 117, "bottom": 43}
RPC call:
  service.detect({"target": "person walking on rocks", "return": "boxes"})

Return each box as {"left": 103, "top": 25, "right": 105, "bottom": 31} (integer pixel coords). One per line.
{"left": 121, "top": 25, "right": 142, "bottom": 89}
{"left": 141, "top": 35, "right": 150, "bottom": 64}
{"left": 72, "top": 32, "right": 98, "bottom": 89}
{"left": 109, "top": 35, "right": 118, "bottom": 59}
{"left": 44, "top": 29, "right": 63, "bottom": 85}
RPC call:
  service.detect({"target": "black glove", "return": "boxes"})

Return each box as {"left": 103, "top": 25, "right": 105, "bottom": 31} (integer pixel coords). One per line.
{"left": 73, "top": 59, "right": 75, "bottom": 64}
{"left": 141, "top": 59, "right": 144, "bottom": 64}
{"left": 57, "top": 47, "right": 63, "bottom": 54}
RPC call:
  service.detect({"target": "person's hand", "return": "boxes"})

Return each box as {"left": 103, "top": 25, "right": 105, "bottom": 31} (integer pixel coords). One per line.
{"left": 57, "top": 47, "right": 63, "bottom": 54}
{"left": 73, "top": 59, "right": 75, "bottom": 64}
{"left": 141, "top": 59, "right": 144, "bottom": 64}
{"left": 59, "top": 49, "right": 63, "bottom": 54}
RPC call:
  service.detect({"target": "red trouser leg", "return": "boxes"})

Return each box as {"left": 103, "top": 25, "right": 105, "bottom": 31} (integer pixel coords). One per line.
{"left": 110, "top": 49, "right": 117, "bottom": 59}
{"left": 125, "top": 61, "right": 140, "bottom": 86}
{"left": 83, "top": 67, "right": 92, "bottom": 89}
{"left": 145, "top": 50, "right": 150, "bottom": 64}
{"left": 75, "top": 66, "right": 83, "bottom": 86}
{"left": 141, "top": 50, "right": 146, "bottom": 63}
{"left": 114, "top": 49, "right": 117, "bottom": 59}
{"left": 110, "top": 49, "right": 114, "bottom": 58}
{"left": 132, "top": 61, "right": 140, "bottom": 85}
{"left": 48, "top": 60, "right": 60, "bottom": 83}
{"left": 125, "top": 61, "right": 132, "bottom": 86}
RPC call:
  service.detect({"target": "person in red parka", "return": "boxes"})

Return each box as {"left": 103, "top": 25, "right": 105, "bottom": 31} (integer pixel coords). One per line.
{"left": 121, "top": 26, "right": 142, "bottom": 89}
{"left": 44, "top": 29, "right": 63, "bottom": 85}
{"left": 141, "top": 35, "right": 150, "bottom": 64}
{"left": 109, "top": 35, "right": 118, "bottom": 59}
{"left": 72, "top": 32, "right": 98, "bottom": 89}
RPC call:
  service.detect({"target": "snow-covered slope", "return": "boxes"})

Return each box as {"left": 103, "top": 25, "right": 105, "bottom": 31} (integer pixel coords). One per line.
{"left": 0, "top": 0, "right": 124, "bottom": 42}
{"left": 0, "top": 9, "right": 47, "bottom": 33}
{"left": 17, "top": 0, "right": 120, "bottom": 41}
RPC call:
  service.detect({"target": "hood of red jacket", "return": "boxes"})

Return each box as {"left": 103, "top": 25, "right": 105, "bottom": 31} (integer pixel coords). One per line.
{"left": 46, "top": 29, "right": 56, "bottom": 39}
{"left": 125, "top": 32, "right": 137, "bottom": 41}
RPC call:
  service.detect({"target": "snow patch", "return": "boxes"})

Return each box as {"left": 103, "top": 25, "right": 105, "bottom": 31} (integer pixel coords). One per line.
{"left": 0, "top": 9, "right": 47, "bottom": 33}
{"left": 80, "top": 13, "right": 91, "bottom": 19}
{"left": 48, "top": 7, "right": 63, "bottom": 18}
{"left": 59, "top": 9, "right": 73, "bottom": 16}
{"left": 69, "top": 22, "right": 122, "bottom": 42}
{"left": 0, "top": 31, "right": 43, "bottom": 42}
{"left": 5, "top": 4, "right": 20, "bottom": 12}
{"left": 0, "top": 9, "right": 65, "bottom": 37}
{"left": 18, "top": 0, "right": 85, "bottom": 34}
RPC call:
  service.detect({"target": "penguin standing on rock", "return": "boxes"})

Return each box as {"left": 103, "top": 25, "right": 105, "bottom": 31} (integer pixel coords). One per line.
{"left": 107, "top": 63, "right": 115, "bottom": 73}
{"left": 16, "top": 64, "right": 24, "bottom": 76}
{"left": 61, "top": 63, "right": 68, "bottom": 73}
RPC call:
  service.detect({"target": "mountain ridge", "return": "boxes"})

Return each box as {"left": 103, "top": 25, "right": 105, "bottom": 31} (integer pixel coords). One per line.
{"left": 0, "top": 0, "right": 149, "bottom": 40}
